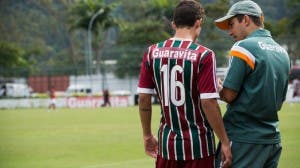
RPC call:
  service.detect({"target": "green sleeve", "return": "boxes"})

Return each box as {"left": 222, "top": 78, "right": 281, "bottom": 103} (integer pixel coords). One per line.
{"left": 223, "top": 57, "right": 251, "bottom": 92}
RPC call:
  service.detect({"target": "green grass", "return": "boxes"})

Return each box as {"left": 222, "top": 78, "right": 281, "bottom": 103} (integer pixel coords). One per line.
{"left": 0, "top": 103, "right": 299, "bottom": 168}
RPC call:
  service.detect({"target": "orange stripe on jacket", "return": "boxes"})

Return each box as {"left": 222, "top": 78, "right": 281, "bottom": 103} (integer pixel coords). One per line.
{"left": 230, "top": 50, "right": 255, "bottom": 70}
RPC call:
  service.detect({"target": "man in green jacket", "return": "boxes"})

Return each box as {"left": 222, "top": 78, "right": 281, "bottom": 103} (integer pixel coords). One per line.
{"left": 215, "top": 0, "right": 290, "bottom": 167}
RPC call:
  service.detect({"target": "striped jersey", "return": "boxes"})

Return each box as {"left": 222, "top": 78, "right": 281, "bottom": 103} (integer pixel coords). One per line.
{"left": 137, "top": 38, "right": 219, "bottom": 160}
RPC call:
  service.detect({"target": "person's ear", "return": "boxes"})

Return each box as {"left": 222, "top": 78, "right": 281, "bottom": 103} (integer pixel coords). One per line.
{"left": 194, "top": 19, "right": 202, "bottom": 28}
{"left": 244, "top": 15, "right": 251, "bottom": 26}
{"left": 171, "top": 21, "right": 176, "bottom": 30}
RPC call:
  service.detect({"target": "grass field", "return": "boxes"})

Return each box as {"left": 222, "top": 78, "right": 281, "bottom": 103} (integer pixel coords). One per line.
{"left": 0, "top": 103, "right": 299, "bottom": 168}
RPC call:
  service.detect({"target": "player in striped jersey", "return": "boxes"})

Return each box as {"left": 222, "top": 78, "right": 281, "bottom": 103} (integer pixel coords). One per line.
{"left": 137, "top": 1, "right": 232, "bottom": 167}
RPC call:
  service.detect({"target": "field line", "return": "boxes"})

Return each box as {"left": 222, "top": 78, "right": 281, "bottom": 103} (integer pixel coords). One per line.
{"left": 81, "top": 158, "right": 152, "bottom": 168}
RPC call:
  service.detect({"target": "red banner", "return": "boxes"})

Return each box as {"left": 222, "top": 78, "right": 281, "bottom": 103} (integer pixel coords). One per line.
{"left": 66, "top": 96, "right": 130, "bottom": 108}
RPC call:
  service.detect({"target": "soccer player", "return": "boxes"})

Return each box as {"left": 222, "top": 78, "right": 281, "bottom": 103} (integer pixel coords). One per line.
{"left": 101, "top": 89, "right": 111, "bottom": 107}
{"left": 292, "top": 77, "right": 300, "bottom": 98}
{"left": 215, "top": 0, "right": 290, "bottom": 167}
{"left": 48, "top": 85, "right": 56, "bottom": 111}
{"left": 137, "top": 1, "right": 231, "bottom": 167}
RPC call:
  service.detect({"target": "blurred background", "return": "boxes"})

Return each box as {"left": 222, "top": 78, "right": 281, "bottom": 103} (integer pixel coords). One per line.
{"left": 0, "top": 0, "right": 299, "bottom": 108}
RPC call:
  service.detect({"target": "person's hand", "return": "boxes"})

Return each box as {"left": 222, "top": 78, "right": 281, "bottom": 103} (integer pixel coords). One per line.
{"left": 220, "top": 142, "right": 232, "bottom": 168}
{"left": 218, "top": 78, "right": 223, "bottom": 92}
{"left": 144, "top": 134, "right": 158, "bottom": 158}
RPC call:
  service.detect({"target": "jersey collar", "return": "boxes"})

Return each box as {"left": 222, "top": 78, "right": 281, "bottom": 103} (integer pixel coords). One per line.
{"left": 247, "top": 28, "right": 272, "bottom": 38}
{"left": 170, "top": 37, "right": 193, "bottom": 42}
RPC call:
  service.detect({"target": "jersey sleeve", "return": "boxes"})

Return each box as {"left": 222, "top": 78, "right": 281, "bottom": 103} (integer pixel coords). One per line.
{"left": 137, "top": 48, "right": 155, "bottom": 94}
{"left": 229, "top": 44, "right": 256, "bottom": 70}
{"left": 224, "top": 44, "right": 253, "bottom": 92}
{"left": 223, "top": 56, "right": 250, "bottom": 92}
{"left": 198, "top": 50, "right": 220, "bottom": 99}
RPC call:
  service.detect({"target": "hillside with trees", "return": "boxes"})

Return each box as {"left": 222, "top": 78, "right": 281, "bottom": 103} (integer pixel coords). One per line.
{"left": 0, "top": 0, "right": 299, "bottom": 78}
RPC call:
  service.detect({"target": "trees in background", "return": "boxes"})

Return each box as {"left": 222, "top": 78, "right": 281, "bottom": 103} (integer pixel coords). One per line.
{"left": 265, "top": 0, "right": 300, "bottom": 65}
{"left": 114, "top": 0, "right": 177, "bottom": 78}
{"left": 285, "top": 0, "right": 300, "bottom": 65}
{"left": 0, "top": 0, "right": 299, "bottom": 78}
{"left": 201, "top": 0, "right": 232, "bottom": 67}
{"left": 0, "top": 0, "right": 77, "bottom": 76}
{"left": 68, "top": 0, "right": 118, "bottom": 85}
{"left": 0, "top": 42, "right": 26, "bottom": 69}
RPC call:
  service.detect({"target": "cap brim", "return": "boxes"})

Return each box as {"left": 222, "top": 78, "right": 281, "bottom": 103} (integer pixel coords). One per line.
{"left": 215, "top": 15, "right": 235, "bottom": 30}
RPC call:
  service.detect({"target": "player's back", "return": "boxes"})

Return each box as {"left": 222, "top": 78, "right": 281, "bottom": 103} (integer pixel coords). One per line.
{"left": 147, "top": 38, "right": 214, "bottom": 113}
{"left": 138, "top": 38, "right": 219, "bottom": 160}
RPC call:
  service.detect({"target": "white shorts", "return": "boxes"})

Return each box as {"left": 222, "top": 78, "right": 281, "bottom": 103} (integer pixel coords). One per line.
{"left": 49, "top": 98, "right": 56, "bottom": 105}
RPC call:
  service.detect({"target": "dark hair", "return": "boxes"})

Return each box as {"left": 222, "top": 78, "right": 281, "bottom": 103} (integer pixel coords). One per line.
{"left": 173, "top": 0, "right": 205, "bottom": 28}
{"left": 235, "top": 14, "right": 263, "bottom": 27}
